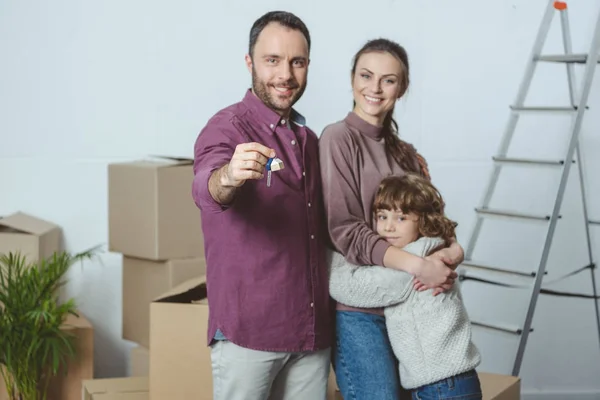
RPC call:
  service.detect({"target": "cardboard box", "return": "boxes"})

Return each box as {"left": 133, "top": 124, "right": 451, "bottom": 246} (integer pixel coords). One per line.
{"left": 148, "top": 277, "right": 343, "bottom": 400}
{"left": 122, "top": 255, "right": 206, "bottom": 347}
{"left": 149, "top": 276, "right": 212, "bottom": 399}
{"left": 480, "top": 372, "right": 520, "bottom": 400}
{"left": 82, "top": 377, "right": 148, "bottom": 400}
{"left": 327, "top": 368, "right": 340, "bottom": 400}
{"left": 108, "top": 157, "right": 204, "bottom": 260}
{"left": 0, "top": 312, "right": 93, "bottom": 400}
{"left": 0, "top": 212, "right": 61, "bottom": 263}
{"left": 130, "top": 346, "right": 149, "bottom": 377}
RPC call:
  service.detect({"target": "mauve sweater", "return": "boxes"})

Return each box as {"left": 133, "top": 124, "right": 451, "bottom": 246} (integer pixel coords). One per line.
{"left": 319, "top": 111, "right": 420, "bottom": 314}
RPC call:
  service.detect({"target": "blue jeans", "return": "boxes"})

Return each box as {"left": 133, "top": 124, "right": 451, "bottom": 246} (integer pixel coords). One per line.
{"left": 411, "top": 370, "right": 482, "bottom": 400}
{"left": 332, "top": 311, "right": 404, "bottom": 400}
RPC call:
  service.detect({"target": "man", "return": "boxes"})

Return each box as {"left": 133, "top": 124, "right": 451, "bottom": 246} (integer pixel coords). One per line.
{"left": 192, "top": 11, "right": 333, "bottom": 400}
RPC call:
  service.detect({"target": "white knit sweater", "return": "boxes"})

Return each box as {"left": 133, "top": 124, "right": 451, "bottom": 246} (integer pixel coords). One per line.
{"left": 328, "top": 237, "right": 481, "bottom": 389}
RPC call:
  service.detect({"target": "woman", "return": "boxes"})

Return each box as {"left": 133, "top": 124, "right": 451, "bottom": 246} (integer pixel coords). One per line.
{"left": 319, "top": 38, "right": 465, "bottom": 399}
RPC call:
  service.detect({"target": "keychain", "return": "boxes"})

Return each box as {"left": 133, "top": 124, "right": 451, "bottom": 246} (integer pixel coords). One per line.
{"left": 266, "top": 157, "right": 284, "bottom": 187}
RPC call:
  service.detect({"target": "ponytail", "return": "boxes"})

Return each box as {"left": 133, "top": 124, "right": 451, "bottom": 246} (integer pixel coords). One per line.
{"left": 382, "top": 111, "right": 431, "bottom": 180}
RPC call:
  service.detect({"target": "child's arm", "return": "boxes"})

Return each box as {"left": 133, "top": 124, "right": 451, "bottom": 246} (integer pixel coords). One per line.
{"left": 328, "top": 237, "right": 445, "bottom": 308}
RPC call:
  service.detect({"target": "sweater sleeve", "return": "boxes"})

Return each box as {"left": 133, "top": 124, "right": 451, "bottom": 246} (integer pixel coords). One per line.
{"left": 328, "top": 251, "right": 413, "bottom": 307}
{"left": 319, "top": 124, "right": 390, "bottom": 266}
{"left": 328, "top": 237, "right": 445, "bottom": 308}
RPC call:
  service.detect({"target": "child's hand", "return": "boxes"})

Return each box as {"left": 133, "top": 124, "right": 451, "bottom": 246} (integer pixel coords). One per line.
{"left": 413, "top": 279, "right": 450, "bottom": 296}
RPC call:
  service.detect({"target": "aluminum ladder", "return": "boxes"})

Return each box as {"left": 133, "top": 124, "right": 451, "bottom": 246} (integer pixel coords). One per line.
{"left": 461, "top": 0, "right": 600, "bottom": 376}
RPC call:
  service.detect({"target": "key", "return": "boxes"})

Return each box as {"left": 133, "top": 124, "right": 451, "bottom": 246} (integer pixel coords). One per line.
{"left": 266, "top": 157, "right": 284, "bottom": 188}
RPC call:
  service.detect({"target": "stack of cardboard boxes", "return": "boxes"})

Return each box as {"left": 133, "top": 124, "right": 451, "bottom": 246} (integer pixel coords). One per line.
{"left": 0, "top": 212, "right": 95, "bottom": 400}
{"left": 100, "top": 156, "right": 209, "bottom": 398}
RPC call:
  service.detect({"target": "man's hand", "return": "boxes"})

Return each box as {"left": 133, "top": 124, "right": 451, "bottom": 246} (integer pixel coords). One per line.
{"left": 412, "top": 256, "right": 457, "bottom": 296}
{"left": 221, "top": 142, "right": 276, "bottom": 187}
{"left": 208, "top": 142, "right": 275, "bottom": 205}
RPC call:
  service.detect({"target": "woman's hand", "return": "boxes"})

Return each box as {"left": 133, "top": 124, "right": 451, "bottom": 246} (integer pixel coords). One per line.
{"left": 412, "top": 256, "right": 457, "bottom": 296}
{"left": 413, "top": 239, "right": 465, "bottom": 295}
{"left": 429, "top": 245, "right": 464, "bottom": 270}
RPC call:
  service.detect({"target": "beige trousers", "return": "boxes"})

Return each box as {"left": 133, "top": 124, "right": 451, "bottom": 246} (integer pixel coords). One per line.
{"left": 210, "top": 340, "right": 331, "bottom": 400}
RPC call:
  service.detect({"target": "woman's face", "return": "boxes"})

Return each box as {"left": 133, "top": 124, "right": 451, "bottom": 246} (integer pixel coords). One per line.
{"left": 352, "top": 51, "right": 405, "bottom": 127}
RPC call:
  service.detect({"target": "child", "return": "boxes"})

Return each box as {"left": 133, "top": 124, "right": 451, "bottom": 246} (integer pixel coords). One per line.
{"left": 328, "top": 173, "right": 482, "bottom": 399}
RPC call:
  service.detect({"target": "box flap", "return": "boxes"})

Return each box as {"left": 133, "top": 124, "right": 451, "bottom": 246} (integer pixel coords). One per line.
{"left": 83, "top": 377, "right": 148, "bottom": 394}
{"left": 148, "top": 155, "right": 193, "bottom": 165}
{"left": 109, "top": 156, "right": 193, "bottom": 171}
{"left": 153, "top": 275, "right": 207, "bottom": 303}
{"left": 0, "top": 212, "right": 58, "bottom": 235}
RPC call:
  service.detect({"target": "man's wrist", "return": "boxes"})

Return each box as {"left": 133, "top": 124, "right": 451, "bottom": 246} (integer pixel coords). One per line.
{"left": 208, "top": 164, "right": 239, "bottom": 205}
{"left": 217, "top": 164, "right": 234, "bottom": 188}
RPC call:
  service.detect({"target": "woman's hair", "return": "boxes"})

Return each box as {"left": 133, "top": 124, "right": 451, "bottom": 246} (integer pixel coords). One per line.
{"left": 351, "top": 38, "right": 429, "bottom": 178}
{"left": 372, "top": 174, "right": 457, "bottom": 244}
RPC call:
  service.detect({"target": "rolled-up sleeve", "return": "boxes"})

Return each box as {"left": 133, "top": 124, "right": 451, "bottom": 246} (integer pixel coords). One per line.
{"left": 192, "top": 114, "right": 240, "bottom": 213}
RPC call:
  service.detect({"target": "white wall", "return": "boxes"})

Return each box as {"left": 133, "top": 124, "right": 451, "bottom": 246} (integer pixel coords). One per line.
{"left": 1, "top": 0, "right": 599, "bottom": 397}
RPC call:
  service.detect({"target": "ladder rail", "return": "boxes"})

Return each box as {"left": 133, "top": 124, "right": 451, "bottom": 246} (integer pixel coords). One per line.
{"left": 560, "top": 8, "right": 577, "bottom": 106}
{"left": 512, "top": 3, "right": 600, "bottom": 376}
{"left": 562, "top": 0, "right": 600, "bottom": 356}
{"left": 464, "top": 1, "right": 558, "bottom": 260}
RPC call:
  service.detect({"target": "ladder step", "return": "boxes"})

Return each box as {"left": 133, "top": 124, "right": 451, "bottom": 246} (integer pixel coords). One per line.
{"left": 590, "top": 220, "right": 600, "bottom": 226}
{"left": 471, "top": 320, "right": 533, "bottom": 335}
{"left": 492, "top": 156, "right": 573, "bottom": 166}
{"left": 475, "top": 207, "right": 561, "bottom": 221}
{"left": 461, "top": 260, "right": 541, "bottom": 277}
{"left": 536, "top": 53, "right": 600, "bottom": 64}
{"left": 510, "top": 106, "right": 578, "bottom": 113}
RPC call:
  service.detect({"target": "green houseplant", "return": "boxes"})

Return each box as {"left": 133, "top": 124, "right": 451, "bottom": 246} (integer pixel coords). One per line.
{"left": 0, "top": 248, "right": 97, "bottom": 400}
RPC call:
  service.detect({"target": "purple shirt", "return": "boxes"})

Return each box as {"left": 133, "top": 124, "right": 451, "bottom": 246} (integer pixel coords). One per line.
{"left": 192, "top": 90, "right": 333, "bottom": 352}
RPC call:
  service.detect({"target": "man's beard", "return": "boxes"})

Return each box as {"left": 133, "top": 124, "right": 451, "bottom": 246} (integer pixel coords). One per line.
{"left": 252, "top": 67, "right": 306, "bottom": 114}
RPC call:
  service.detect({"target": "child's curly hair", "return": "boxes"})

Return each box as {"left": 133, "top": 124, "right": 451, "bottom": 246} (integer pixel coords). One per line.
{"left": 373, "top": 173, "right": 457, "bottom": 244}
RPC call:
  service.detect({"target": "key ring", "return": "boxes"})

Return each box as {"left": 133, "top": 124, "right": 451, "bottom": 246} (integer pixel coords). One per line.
{"left": 266, "top": 157, "right": 284, "bottom": 187}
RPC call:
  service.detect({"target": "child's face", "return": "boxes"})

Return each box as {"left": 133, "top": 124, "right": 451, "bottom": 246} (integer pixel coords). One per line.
{"left": 375, "top": 209, "right": 420, "bottom": 248}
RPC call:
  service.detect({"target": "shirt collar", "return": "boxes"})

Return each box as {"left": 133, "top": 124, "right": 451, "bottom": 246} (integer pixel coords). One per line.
{"left": 242, "top": 89, "right": 306, "bottom": 133}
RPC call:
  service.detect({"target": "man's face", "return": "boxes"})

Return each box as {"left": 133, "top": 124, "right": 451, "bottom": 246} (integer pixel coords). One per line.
{"left": 245, "top": 22, "right": 309, "bottom": 116}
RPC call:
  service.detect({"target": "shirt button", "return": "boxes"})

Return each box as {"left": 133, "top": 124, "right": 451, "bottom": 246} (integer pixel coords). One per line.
{"left": 291, "top": 140, "right": 296, "bottom": 145}
{"left": 308, "top": 202, "right": 311, "bottom": 207}
{"left": 269, "top": 123, "right": 274, "bottom": 129}
{"left": 310, "top": 302, "right": 314, "bottom": 308}
{"left": 281, "top": 119, "right": 286, "bottom": 125}
{"left": 302, "top": 171, "right": 305, "bottom": 176}
{"left": 310, "top": 235, "right": 315, "bottom": 239}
